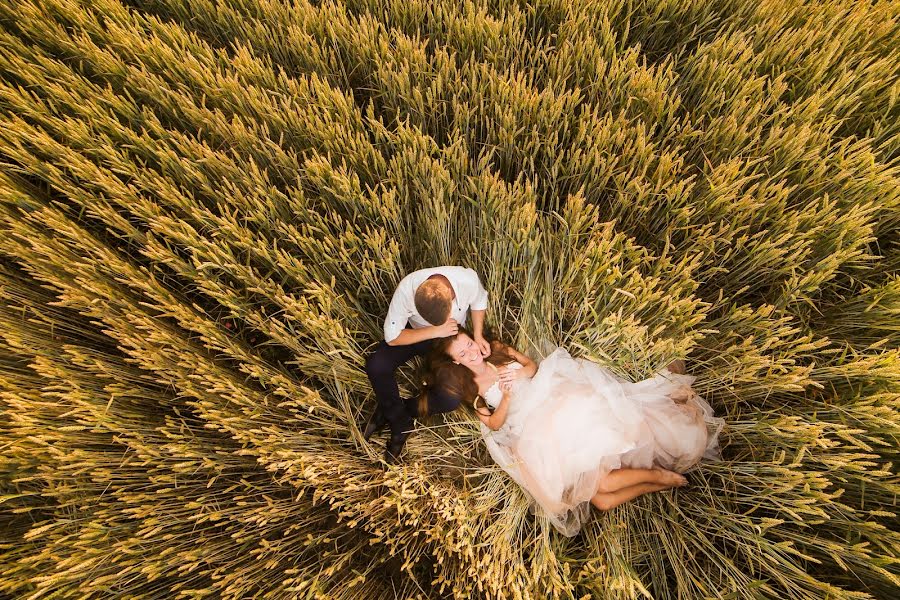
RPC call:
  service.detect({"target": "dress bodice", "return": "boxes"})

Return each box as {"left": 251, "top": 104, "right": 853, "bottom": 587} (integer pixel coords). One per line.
{"left": 483, "top": 361, "right": 523, "bottom": 409}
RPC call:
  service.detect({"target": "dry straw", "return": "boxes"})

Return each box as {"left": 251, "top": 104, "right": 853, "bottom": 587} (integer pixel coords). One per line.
{"left": 1, "top": 0, "right": 897, "bottom": 598}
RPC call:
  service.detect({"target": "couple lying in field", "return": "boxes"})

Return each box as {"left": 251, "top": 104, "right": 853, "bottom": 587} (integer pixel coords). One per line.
{"left": 363, "top": 266, "right": 724, "bottom": 536}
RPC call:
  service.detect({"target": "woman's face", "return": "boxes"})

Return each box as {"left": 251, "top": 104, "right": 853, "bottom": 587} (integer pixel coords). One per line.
{"left": 447, "top": 333, "right": 484, "bottom": 369}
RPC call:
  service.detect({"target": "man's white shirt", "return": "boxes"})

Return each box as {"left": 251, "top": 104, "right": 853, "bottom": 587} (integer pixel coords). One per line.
{"left": 383, "top": 266, "right": 488, "bottom": 343}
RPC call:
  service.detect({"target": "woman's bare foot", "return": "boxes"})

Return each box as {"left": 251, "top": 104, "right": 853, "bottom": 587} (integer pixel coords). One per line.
{"left": 669, "top": 384, "right": 697, "bottom": 405}
{"left": 653, "top": 468, "right": 688, "bottom": 487}
{"left": 666, "top": 359, "right": 687, "bottom": 375}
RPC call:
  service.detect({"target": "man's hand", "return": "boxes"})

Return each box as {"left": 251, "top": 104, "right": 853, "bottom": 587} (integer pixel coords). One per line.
{"left": 434, "top": 318, "right": 459, "bottom": 338}
{"left": 474, "top": 335, "right": 491, "bottom": 357}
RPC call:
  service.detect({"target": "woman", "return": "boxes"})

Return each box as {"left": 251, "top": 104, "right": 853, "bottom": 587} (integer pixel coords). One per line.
{"left": 425, "top": 327, "right": 725, "bottom": 537}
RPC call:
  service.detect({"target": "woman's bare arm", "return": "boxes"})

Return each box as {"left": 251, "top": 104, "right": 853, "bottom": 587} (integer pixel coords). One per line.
{"left": 475, "top": 391, "right": 512, "bottom": 431}
{"left": 503, "top": 345, "right": 537, "bottom": 378}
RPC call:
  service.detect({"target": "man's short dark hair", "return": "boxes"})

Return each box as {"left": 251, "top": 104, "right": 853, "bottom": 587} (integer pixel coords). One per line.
{"left": 415, "top": 278, "right": 452, "bottom": 325}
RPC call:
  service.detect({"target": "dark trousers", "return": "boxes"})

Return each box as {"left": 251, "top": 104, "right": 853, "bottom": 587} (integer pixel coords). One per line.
{"left": 365, "top": 338, "right": 460, "bottom": 436}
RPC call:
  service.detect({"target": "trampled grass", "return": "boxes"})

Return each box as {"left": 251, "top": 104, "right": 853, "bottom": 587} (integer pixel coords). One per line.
{"left": 0, "top": 0, "right": 897, "bottom": 598}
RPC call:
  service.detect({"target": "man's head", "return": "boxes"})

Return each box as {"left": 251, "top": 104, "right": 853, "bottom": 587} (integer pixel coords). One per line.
{"left": 414, "top": 275, "right": 454, "bottom": 325}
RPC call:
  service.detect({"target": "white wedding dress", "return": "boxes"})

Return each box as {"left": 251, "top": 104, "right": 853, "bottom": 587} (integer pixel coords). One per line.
{"left": 480, "top": 347, "right": 725, "bottom": 537}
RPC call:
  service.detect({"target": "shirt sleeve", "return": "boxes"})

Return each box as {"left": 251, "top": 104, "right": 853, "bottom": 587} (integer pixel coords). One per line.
{"left": 383, "top": 286, "right": 409, "bottom": 343}
{"left": 468, "top": 268, "right": 489, "bottom": 310}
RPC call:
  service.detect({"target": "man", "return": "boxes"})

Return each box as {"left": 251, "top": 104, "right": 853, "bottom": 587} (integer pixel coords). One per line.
{"left": 364, "top": 266, "right": 491, "bottom": 463}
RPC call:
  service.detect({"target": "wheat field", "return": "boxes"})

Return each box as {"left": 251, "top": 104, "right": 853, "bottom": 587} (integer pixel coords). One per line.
{"left": 0, "top": 0, "right": 898, "bottom": 598}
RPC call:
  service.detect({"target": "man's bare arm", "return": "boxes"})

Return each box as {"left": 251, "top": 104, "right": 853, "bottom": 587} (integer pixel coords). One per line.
{"left": 387, "top": 319, "right": 460, "bottom": 346}
{"left": 386, "top": 327, "right": 438, "bottom": 346}
{"left": 470, "top": 309, "right": 486, "bottom": 339}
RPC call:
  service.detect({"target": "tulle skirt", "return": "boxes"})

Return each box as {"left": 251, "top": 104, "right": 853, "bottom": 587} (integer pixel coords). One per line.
{"left": 481, "top": 347, "right": 725, "bottom": 537}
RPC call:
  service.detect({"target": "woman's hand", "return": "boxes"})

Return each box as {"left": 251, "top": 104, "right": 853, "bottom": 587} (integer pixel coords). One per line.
{"left": 498, "top": 366, "right": 529, "bottom": 387}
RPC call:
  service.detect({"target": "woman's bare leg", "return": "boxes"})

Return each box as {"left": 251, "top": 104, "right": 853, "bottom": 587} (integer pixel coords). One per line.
{"left": 597, "top": 468, "right": 686, "bottom": 493}
{"left": 591, "top": 481, "right": 678, "bottom": 511}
